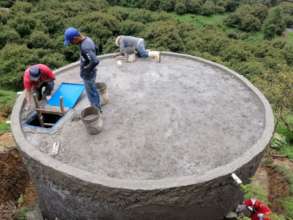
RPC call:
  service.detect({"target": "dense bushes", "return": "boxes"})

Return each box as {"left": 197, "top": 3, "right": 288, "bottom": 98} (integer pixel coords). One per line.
{"left": 225, "top": 4, "right": 268, "bottom": 32}
{"left": 106, "top": 0, "right": 238, "bottom": 15}
{"left": 263, "top": 7, "right": 286, "bottom": 39}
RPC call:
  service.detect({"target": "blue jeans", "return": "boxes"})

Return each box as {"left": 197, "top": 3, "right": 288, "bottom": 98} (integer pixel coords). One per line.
{"left": 137, "top": 40, "right": 149, "bottom": 58}
{"left": 83, "top": 77, "right": 101, "bottom": 110}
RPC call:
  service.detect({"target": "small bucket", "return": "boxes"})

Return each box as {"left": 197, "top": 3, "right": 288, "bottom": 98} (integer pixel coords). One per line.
{"left": 81, "top": 107, "right": 103, "bottom": 135}
{"left": 96, "top": 82, "right": 109, "bottom": 106}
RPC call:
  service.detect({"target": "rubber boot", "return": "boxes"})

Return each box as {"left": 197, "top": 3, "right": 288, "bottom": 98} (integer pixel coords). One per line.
{"left": 148, "top": 51, "right": 161, "bottom": 62}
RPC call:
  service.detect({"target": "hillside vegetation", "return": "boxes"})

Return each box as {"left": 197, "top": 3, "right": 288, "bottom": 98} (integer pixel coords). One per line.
{"left": 0, "top": 0, "right": 291, "bottom": 130}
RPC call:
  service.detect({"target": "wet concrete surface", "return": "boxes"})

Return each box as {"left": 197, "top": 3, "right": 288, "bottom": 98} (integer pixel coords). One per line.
{"left": 24, "top": 55, "right": 265, "bottom": 180}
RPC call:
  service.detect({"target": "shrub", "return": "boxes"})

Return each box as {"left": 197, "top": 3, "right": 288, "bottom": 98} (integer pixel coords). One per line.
{"left": 185, "top": 0, "right": 202, "bottom": 14}
{"left": 0, "top": 26, "right": 20, "bottom": 49}
{"left": 240, "top": 14, "right": 261, "bottom": 32}
{"left": 0, "top": 44, "right": 37, "bottom": 89}
{"left": 159, "top": 0, "right": 176, "bottom": 12}
{"left": 201, "top": 0, "right": 216, "bottom": 16}
{"left": 284, "top": 45, "right": 293, "bottom": 66}
{"left": 145, "top": 0, "right": 161, "bottom": 11}
{"left": 263, "top": 7, "right": 286, "bottom": 39}
{"left": 0, "top": 8, "right": 9, "bottom": 24}
{"left": 8, "top": 14, "right": 36, "bottom": 37}
{"left": 119, "top": 20, "right": 145, "bottom": 36}
{"left": 175, "top": 0, "right": 187, "bottom": 15}
{"left": 142, "top": 21, "right": 185, "bottom": 52}
{"left": 27, "top": 31, "right": 52, "bottom": 49}
{"left": 225, "top": 5, "right": 262, "bottom": 32}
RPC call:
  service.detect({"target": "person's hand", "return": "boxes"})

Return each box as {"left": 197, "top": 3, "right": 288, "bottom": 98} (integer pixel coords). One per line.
{"left": 236, "top": 204, "right": 247, "bottom": 214}
{"left": 257, "top": 213, "right": 264, "bottom": 220}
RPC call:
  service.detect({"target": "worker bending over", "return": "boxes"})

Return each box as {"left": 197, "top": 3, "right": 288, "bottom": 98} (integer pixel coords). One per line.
{"left": 23, "top": 64, "right": 55, "bottom": 109}
{"left": 115, "top": 35, "right": 160, "bottom": 62}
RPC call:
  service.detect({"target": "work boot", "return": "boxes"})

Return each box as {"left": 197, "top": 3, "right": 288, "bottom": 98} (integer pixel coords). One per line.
{"left": 148, "top": 51, "right": 161, "bottom": 62}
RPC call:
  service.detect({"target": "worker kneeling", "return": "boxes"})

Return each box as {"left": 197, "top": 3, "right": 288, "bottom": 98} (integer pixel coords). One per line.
{"left": 23, "top": 64, "right": 55, "bottom": 109}
{"left": 115, "top": 35, "right": 160, "bottom": 62}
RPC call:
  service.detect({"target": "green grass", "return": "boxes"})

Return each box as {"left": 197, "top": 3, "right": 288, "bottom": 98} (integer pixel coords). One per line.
{"left": 0, "top": 89, "right": 16, "bottom": 117}
{"left": 271, "top": 114, "right": 293, "bottom": 160}
{"left": 241, "top": 183, "right": 269, "bottom": 203}
{"left": 0, "top": 121, "right": 10, "bottom": 134}
{"left": 171, "top": 13, "right": 228, "bottom": 29}
{"left": 274, "top": 166, "right": 293, "bottom": 218}
{"left": 287, "top": 32, "right": 293, "bottom": 46}
{"left": 242, "top": 32, "right": 264, "bottom": 43}
{"left": 282, "top": 197, "right": 293, "bottom": 218}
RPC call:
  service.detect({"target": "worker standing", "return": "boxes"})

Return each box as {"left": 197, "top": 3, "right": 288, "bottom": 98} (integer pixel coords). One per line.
{"left": 64, "top": 27, "right": 102, "bottom": 112}
{"left": 115, "top": 35, "right": 161, "bottom": 62}
{"left": 23, "top": 64, "right": 55, "bottom": 109}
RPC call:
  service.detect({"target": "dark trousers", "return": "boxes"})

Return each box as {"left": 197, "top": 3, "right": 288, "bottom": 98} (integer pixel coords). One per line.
{"left": 36, "top": 81, "right": 54, "bottom": 100}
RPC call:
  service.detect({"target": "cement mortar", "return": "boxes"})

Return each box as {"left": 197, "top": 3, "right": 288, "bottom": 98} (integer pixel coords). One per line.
{"left": 11, "top": 52, "right": 274, "bottom": 220}
{"left": 25, "top": 55, "right": 264, "bottom": 180}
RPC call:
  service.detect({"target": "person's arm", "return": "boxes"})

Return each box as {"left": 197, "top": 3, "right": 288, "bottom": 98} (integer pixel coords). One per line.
{"left": 83, "top": 49, "right": 100, "bottom": 72}
{"left": 24, "top": 89, "right": 33, "bottom": 109}
{"left": 119, "top": 38, "right": 127, "bottom": 55}
{"left": 23, "top": 74, "right": 33, "bottom": 108}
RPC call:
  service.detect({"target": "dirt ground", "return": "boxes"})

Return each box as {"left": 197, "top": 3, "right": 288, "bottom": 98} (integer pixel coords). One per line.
{"left": 266, "top": 165, "right": 290, "bottom": 213}
{"left": 0, "top": 133, "right": 37, "bottom": 220}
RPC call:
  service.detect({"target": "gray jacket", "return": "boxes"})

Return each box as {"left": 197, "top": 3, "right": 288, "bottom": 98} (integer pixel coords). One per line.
{"left": 79, "top": 37, "right": 99, "bottom": 80}
{"left": 119, "top": 36, "right": 143, "bottom": 55}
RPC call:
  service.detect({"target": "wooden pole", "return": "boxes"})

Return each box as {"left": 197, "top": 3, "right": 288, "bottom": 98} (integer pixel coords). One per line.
{"left": 59, "top": 96, "right": 64, "bottom": 114}
{"left": 33, "top": 93, "right": 44, "bottom": 127}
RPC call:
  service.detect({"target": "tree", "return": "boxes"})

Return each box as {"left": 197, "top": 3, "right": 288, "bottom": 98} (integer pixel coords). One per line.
{"left": 159, "top": 0, "right": 176, "bottom": 11}
{"left": 0, "top": 26, "right": 20, "bottom": 49}
{"left": 145, "top": 0, "right": 161, "bottom": 11}
{"left": 240, "top": 15, "right": 261, "bottom": 32}
{"left": 225, "top": 0, "right": 240, "bottom": 12}
{"left": 225, "top": 4, "right": 263, "bottom": 32}
{"left": 27, "top": 31, "right": 52, "bottom": 49}
{"left": 0, "top": 0, "right": 16, "bottom": 8}
{"left": 251, "top": 3, "right": 268, "bottom": 22}
{"left": 185, "top": 0, "right": 202, "bottom": 14}
{"left": 119, "top": 20, "right": 145, "bottom": 36}
{"left": 201, "top": 0, "right": 216, "bottom": 16}
{"left": 284, "top": 45, "right": 293, "bottom": 66}
{"left": 175, "top": 0, "right": 187, "bottom": 15}
{"left": 263, "top": 7, "right": 286, "bottom": 39}
{"left": 8, "top": 14, "right": 36, "bottom": 37}
{"left": 142, "top": 21, "right": 185, "bottom": 52}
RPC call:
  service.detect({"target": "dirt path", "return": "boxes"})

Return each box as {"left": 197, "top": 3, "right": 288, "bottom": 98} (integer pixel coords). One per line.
{"left": 266, "top": 165, "right": 290, "bottom": 214}
{"left": 0, "top": 134, "right": 37, "bottom": 219}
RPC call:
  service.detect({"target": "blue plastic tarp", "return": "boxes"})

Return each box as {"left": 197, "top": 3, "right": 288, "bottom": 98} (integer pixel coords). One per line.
{"left": 48, "top": 83, "right": 84, "bottom": 109}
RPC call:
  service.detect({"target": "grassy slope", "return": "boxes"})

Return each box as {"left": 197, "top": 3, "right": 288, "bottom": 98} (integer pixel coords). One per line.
{"left": 172, "top": 13, "right": 228, "bottom": 29}
{"left": 0, "top": 89, "right": 16, "bottom": 134}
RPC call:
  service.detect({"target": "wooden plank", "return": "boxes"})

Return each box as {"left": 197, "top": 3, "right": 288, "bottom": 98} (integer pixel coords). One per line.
{"left": 35, "top": 108, "right": 65, "bottom": 116}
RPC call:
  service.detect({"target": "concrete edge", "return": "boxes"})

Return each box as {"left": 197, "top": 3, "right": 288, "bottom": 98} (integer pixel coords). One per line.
{"left": 11, "top": 52, "right": 275, "bottom": 190}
